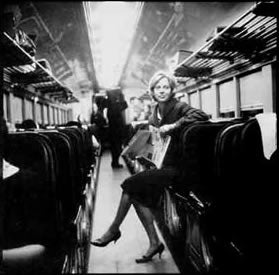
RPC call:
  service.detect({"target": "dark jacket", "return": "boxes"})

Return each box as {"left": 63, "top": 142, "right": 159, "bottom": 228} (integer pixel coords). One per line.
{"left": 149, "top": 98, "right": 209, "bottom": 167}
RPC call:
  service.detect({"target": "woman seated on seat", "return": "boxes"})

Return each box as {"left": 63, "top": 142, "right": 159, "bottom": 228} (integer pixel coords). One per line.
{"left": 91, "top": 71, "right": 209, "bottom": 263}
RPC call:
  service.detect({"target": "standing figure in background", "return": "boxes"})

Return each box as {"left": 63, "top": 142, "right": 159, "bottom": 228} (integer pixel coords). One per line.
{"left": 106, "top": 88, "right": 128, "bottom": 169}
{"left": 20, "top": 119, "right": 39, "bottom": 130}
{"left": 90, "top": 102, "right": 107, "bottom": 148}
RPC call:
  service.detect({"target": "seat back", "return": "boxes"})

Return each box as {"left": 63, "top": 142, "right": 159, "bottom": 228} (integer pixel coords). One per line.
{"left": 58, "top": 128, "right": 84, "bottom": 205}
{"left": 178, "top": 121, "right": 230, "bottom": 199}
{"left": 213, "top": 118, "right": 269, "bottom": 265}
{"left": 3, "top": 132, "right": 61, "bottom": 247}
{"left": 40, "top": 130, "right": 78, "bottom": 225}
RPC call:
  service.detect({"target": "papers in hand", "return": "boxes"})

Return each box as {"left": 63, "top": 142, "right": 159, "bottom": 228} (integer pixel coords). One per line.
{"left": 135, "top": 155, "right": 157, "bottom": 169}
{"left": 147, "top": 125, "right": 171, "bottom": 169}
{"left": 121, "top": 126, "right": 171, "bottom": 172}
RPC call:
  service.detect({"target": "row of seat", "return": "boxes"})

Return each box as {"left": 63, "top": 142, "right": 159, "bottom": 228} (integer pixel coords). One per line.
{"left": 159, "top": 117, "right": 276, "bottom": 274}
{"left": 2, "top": 125, "right": 100, "bottom": 274}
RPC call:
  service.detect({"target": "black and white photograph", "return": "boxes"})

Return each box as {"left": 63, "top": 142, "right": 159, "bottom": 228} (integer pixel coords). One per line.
{"left": 0, "top": 1, "right": 277, "bottom": 274}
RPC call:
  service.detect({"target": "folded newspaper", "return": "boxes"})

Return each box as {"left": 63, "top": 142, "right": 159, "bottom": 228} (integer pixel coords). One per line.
{"left": 121, "top": 126, "right": 171, "bottom": 174}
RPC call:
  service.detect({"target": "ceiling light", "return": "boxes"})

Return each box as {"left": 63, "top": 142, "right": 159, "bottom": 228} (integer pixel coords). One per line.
{"left": 83, "top": 2, "right": 143, "bottom": 89}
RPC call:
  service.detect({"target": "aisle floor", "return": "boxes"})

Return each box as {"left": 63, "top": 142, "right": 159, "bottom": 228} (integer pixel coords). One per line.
{"left": 88, "top": 150, "right": 180, "bottom": 273}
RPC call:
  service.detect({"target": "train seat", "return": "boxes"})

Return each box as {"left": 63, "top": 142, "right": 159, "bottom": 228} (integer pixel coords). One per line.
{"left": 40, "top": 130, "right": 78, "bottom": 227}
{"left": 160, "top": 119, "right": 249, "bottom": 273}
{"left": 211, "top": 117, "right": 271, "bottom": 273}
{"left": 58, "top": 128, "right": 85, "bottom": 204}
{"left": 176, "top": 121, "right": 230, "bottom": 199}
{"left": 3, "top": 132, "right": 62, "bottom": 245}
{"left": 2, "top": 132, "right": 65, "bottom": 273}
{"left": 167, "top": 117, "right": 273, "bottom": 274}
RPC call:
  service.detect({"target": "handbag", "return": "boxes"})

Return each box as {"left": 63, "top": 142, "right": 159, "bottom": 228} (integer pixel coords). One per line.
{"left": 121, "top": 128, "right": 171, "bottom": 174}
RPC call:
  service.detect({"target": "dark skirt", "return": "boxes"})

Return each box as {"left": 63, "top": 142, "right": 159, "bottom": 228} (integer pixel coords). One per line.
{"left": 121, "top": 167, "right": 180, "bottom": 208}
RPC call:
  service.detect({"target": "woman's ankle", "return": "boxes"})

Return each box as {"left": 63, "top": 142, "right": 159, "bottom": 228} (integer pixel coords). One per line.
{"left": 108, "top": 225, "right": 119, "bottom": 234}
{"left": 150, "top": 240, "right": 161, "bottom": 249}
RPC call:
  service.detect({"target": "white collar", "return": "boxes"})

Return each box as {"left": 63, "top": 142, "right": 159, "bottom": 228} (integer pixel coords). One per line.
{"left": 157, "top": 108, "right": 162, "bottom": 121}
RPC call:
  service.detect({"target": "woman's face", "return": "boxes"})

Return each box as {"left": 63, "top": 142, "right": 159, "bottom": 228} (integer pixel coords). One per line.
{"left": 153, "top": 77, "right": 172, "bottom": 103}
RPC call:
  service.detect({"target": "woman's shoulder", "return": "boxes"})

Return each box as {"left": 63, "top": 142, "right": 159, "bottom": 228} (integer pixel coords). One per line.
{"left": 174, "top": 100, "right": 190, "bottom": 110}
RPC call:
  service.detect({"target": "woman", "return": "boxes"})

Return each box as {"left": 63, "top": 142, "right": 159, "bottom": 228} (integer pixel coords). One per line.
{"left": 91, "top": 71, "right": 209, "bottom": 263}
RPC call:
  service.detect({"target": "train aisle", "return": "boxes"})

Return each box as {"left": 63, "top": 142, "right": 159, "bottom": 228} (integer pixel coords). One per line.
{"left": 88, "top": 150, "right": 180, "bottom": 273}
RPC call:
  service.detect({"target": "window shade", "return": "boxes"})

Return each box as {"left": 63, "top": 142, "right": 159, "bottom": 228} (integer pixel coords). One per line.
{"left": 189, "top": 91, "right": 199, "bottom": 108}
{"left": 13, "top": 96, "right": 23, "bottom": 123}
{"left": 36, "top": 103, "right": 42, "bottom": 124}
{"left": 43, "top": 105, "right": 49, "bottom": 124}
{"left": 201, "top": 87, "right": 215, "bottom": 116}
{"left": 239, "top": 70, "right": 264, "bottom": 110}
{"left": 219, "top": 80, "right": 235, "bottom": 113}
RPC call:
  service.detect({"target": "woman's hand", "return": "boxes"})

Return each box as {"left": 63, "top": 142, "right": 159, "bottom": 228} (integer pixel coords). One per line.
{"left": 159, "top": 123, "right": 176, "bottom": 135}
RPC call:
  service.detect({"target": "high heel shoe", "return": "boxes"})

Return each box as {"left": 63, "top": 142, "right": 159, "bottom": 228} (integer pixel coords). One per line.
{"left": 135, "top": 243, "right": 165, "bottom": 263}
{"left": 91, "top": 230, "right": 121, "bottom": 247}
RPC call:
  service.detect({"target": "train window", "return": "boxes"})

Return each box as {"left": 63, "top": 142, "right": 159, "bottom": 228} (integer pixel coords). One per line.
{"left": 53, "top": 107, "right": 56, "bottom": 124}
{"left": 200, "top": 87, "right": 216, "bottom": 119}
{"left": 49, "top": 106, "right": 54, "bottom": 124}
{"left": 54, "top": 108, "right": 57, "bottom": 124}
{"left": 3, "top": 92, "right": 9, "bottom": 121}
{"left": 36, "top": 102, "right": 43, "bottom": 125}
{"left": 13, "top": 96, "right": 24, "bottom": 124}
{"left": 56, "top": 108, "right": 59, "bottom": 124}
{"left": 57, "top": 108, "right": 60, "bottom": 124}
{"left": 43, "top": 104, "right": 49, "bottom": 125}
{"left": 61, "top": 110, "right": 64, "bottom": 124}
{"left": 239, "top": 69, "right": 269, "bottom": 111}
{"left": 68, "top": 109, "right": 73, "bottom": 121}
{"left": 219, "top": 80, "right": 236, "bottom": 117}
{"left": 25, "top": 99, "right": 34, "bottom": 120}
{"left": 60, "top": 109, "right": 63, "bottom": 124}
{"left": 189, "top": 91, "right": 199, "bottom": 108}
{"left": 64, "top": 110, "right": 67, "bottom": 123}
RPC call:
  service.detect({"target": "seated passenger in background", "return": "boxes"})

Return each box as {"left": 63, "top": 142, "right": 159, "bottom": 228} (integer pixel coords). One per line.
{"left": 65, "top": 120, "right": 82, "bottom": 128}
{"left": 20, "top": 119, "right": 39, "bottom": 130}
{"left": 66, "top": 120, "right": 100, "bottom": 150}
{"left": 91, "top": 71, "right": 209, "bottom": 263}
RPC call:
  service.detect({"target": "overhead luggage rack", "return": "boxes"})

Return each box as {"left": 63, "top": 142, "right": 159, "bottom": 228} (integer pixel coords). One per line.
{"left": 173, "top": 1, "right": 277, "bottom": 84}
{"left": 2, "top": 31, "right": 78, "bottom": 104}
{"left": 0, "top": 29, "right": 36, "bottom": 67}
{"left": 9, "top": 65, "right": 53, "bottom": 85}
{"left": 60, "top": 94, "right": 79, "bottom": 104}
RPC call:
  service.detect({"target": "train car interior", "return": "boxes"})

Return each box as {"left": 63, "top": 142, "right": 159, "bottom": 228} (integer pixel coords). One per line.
{"left": 1, "top": 1, "right": 277, "bottom": 274}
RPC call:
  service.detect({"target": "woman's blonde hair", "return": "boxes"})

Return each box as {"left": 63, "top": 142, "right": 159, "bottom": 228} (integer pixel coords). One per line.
{"left": 148, "top": 71, "right": 177, "bottom": 95}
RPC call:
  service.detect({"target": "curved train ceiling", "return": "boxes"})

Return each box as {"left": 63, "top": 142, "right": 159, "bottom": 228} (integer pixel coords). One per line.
{"left": 12, "top": 1, "right": 253, "bottom": 97}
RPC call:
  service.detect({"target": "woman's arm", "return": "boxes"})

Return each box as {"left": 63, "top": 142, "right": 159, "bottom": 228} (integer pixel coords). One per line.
{"left": 159, "top": 103, "right": 209, "bottom": 135}
{"left": 174, "top": 106, "right": 209, "bottom": 129}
